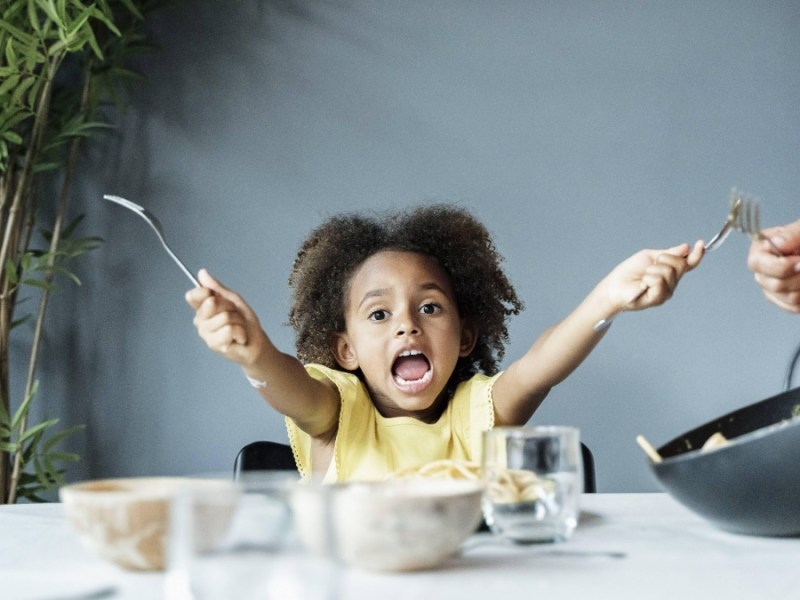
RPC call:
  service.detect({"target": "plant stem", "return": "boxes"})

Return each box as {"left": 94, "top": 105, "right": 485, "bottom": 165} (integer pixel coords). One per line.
{"left": 7, "top": 60, "right": 93, "bottom": 505}
{"left": 0, "top": 53, "right": 62, "bottom": 503}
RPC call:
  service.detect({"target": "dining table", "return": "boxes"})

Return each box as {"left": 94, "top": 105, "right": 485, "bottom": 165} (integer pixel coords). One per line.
{"left": 1, "top": 492, "right": 798, "bottom": 599}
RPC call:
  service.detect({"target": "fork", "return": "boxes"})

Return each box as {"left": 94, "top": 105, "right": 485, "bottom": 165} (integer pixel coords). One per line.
{"left": 103, "top": 194, "right": 200, "bottom": 287}
{"left": 703, "top": 195, "right": 741, "bottom": 251}
{"left": 593, "top": 197, "right": 742, "bottom": 332}
{"left": 731, "top": 190, "right": 784, "bottom": 256}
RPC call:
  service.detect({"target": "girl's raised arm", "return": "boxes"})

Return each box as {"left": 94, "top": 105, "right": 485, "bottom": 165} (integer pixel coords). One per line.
{"left": 491, "top": 241, "right": 704, "bottom": 426}
{"left": 186, "top": 269, "right": 340, "bottom": 438}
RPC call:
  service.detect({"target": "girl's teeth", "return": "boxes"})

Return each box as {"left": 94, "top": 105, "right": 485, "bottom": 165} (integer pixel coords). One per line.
{"left": 394, "top": 369, "right": 433, "bottom": 386}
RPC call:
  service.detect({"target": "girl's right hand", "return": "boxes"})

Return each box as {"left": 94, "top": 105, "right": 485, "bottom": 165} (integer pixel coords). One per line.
{"left": 185, "top": 269, "right": 267, "bottom": 366}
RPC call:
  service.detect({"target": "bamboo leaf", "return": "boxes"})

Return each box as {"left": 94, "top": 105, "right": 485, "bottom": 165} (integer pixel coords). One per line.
{"left": 32, "top": 453, "right": 53, "bottom": 487}
{"left": 10, "top": 75, "right": 36, "bottom": 106}
{"left": 45, "top": 451, "right": 80, "bottom": 463}
{"left": 2, "top": 131, "right": 24, "bottom": 144}
{"left": 0, "top": 397, "right": 11, "bottom": 427}
{"left": 4, "top": 258, "right": 19, "bottom": 284}
{"left": 85, "top": 4, "right": 122, "bottom": 38}
{"left": 0, "top": 106, "right": 34, "bottom": 131}
{"left": 47, "top": 37, "right": 67, "bottom": 56}
{"left": 86, "top": 26, "right": 103, "bottom": 60}
{"left": 11, "top": 380, "right": 38, "bottom": 429}
{"left": 65, "top": 6, "right": 93, "bottom": 38}
{"left": 10, "top": 314, "right": 32, "bottom": 329}
{"left": 21, "top": 277, "right": 56, "bottom": 291}
{"left": 43, "top": 265, "right": 82, "bottom": 286}
{"left": 32, "top": 160, "right": 62, "bottom": 173}
{"left": 19, "top": 418, "right": 59, "bottom": 443}
{"left": 0, "top": 74, "right": 21, "bottom": 97}
{"left": 60, "top": 214, "right": 85, "bottom": 238}
{"left": 24, "top": 41, "right": 47, "bottom": 71}
{"left": 42, "top": 424, "right": 84, "bottom": 452}
{"left": 117, "top": 0, "right": 144, "bottom": 21}
{"left": 27, "top": 0, "right": 42, "bottom": 34}
{"left": 0, "top": 20, "right": 35, "bottom": 46}
{"left": 35, "top": 0, "right": 64, "bottom": 28}
{"left": 55, "top": 0, "right": 67, "bottom": 24}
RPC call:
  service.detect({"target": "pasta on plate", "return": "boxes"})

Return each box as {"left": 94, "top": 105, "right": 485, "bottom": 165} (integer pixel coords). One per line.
{"left": 388, "top": 459, "right": 553, "bottom": 504}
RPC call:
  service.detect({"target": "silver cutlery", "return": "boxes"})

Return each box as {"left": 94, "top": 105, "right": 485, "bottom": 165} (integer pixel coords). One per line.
{"left": 703, "top": 195, "right": 742, "bottom": 251}
{"left": 730, "top": 190, "right": 784, "bottom": 256}
{"left": 103, "top": 194, "right": 200, "bottom": 287}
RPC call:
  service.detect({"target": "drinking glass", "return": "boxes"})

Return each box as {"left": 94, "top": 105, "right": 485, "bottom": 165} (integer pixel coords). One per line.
{"left": 481, "top": 426, "right": 582, "bottom": 543}
{"left": 164, "top": 472, "right": 337, "bottom": 600}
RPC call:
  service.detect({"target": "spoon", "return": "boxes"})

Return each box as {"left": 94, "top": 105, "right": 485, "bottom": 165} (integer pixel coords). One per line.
{"left": 103, "top": 194, "right": 200, "bottom": 287}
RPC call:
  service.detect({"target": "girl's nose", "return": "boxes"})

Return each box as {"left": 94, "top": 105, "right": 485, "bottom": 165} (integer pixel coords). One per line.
{"left": 396, "top": 311, "right": 420, "bottom": 336}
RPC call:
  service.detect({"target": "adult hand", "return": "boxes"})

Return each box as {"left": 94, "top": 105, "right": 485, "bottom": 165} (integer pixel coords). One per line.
{"left": 747, "top": 219, "right": 800, "bottom": 313}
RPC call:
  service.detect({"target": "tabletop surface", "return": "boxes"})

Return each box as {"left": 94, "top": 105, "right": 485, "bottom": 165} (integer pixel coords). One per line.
{"left": 2, "top": 493, "right": 798, "bottom": 600}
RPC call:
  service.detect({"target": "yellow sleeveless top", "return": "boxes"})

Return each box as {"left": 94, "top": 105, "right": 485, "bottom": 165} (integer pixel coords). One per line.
{"left": 285, "top": 364, "right": 499, "bottom": 482}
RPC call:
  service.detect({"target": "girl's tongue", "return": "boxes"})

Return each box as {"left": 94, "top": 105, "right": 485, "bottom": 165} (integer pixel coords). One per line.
{"left": 393, "top": 354, "right": 430, "bottom": 381}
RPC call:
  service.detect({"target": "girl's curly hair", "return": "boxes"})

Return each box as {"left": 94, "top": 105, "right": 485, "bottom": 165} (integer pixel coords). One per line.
{"left": 288, "top": 204, "right": 523, "bottom": 389}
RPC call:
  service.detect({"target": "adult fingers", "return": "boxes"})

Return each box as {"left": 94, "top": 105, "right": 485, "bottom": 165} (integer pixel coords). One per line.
{"left": 763, "top": 218, "right": 800, "bottom": 255}
{"left": 748, "top": 243, "right": 800, "bottom": 278}
{"left": 762, "top": 289, "right": 800, "bottom": 313}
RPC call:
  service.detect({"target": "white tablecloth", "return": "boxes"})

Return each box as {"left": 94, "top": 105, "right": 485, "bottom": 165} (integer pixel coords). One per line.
{"left": 1, "top": 493, "right": 798, "bottom": 599}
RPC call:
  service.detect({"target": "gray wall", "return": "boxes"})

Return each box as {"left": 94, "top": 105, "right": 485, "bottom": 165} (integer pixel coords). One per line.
{"left": 43, "top": 0, "right": 799, "bottom": 492}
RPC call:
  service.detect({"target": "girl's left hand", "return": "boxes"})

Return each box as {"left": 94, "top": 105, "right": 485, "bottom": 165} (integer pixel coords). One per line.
{"left": 607, "top": 241, "right": 705, "bottom": 312}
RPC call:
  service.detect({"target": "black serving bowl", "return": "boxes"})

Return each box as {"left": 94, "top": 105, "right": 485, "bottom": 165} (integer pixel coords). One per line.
{"left": 650, "top": 386, "right": 800, "bottom": 537}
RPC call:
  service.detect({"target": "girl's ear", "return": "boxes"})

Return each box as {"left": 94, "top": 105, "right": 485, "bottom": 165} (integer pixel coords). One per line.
{"left": 333, "top": 333, "right": 359, "bottom": 370}
{"left": 459, "top": 319, "right": 478, "bottom": 357}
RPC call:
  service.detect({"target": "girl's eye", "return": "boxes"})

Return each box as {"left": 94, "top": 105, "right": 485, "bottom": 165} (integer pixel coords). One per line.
{"left": 369, "top": 309, "right": 389, "bottom": 322}
{"left": 420, "top": 303, "right": 440, "bottom": 315}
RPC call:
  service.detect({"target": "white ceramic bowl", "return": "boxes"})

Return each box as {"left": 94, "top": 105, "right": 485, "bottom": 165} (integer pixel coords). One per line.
{"left": 290, "top": 478, "right": 484, "bottom": 572}
{"left": 59, "top": 477, "right": 238, "bottom": 571}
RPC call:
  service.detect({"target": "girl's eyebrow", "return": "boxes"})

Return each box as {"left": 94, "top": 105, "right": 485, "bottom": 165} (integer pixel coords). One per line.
{"left": 357, "top": 288, "right": 389, "bottom": 309}
{"left": 356, "top": 282, "right": 448, "bottom": 309}
{"left": 419, "top": 282, "right": 446, "bottom": 294}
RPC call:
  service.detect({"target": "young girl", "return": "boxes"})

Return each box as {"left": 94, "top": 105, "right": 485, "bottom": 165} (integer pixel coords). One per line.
{"left": 187, "top": 204, "right": 704, "bottom": 482}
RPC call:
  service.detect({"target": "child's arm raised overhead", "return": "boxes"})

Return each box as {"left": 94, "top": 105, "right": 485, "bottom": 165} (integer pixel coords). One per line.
{"left": 185, "top": 269, "right": 340, "bottom": 439}
{"left": 492, "top": 241, "right": 705, "bottom": 426}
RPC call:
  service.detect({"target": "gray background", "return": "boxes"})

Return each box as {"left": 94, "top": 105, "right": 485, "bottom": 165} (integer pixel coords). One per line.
{"left": 30, "top": 0, "right": 799, "bottom": 492}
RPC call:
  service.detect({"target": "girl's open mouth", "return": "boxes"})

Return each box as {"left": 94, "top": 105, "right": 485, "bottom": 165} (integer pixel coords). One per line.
{"left": 392, "top": 350, "right": 433, "bottom": 392}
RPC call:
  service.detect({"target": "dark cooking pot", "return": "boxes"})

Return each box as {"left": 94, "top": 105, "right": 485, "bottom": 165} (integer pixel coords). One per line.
{"left": 650, "top": 385, "right": 800, "bottom": 537}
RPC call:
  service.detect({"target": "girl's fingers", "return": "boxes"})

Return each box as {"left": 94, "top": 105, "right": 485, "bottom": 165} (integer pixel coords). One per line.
{"left": 204, "top": 324, "right": 249, "bottom": 354}
{"left": 685, "top": 240, "right": 705, "bottom": 269}
{"left": 197, "top": 268, "right": 258, "bottom": 322}
{"left": 185, "top": 285, "right": 213, "bottom": 310}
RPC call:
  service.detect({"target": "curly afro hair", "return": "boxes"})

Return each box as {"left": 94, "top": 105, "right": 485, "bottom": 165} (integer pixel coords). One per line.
{"left": 288, "top": 204, "right": 523, "bottom": 391}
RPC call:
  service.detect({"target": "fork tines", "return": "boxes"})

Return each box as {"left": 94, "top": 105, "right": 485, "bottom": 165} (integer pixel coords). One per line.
{"left": 730, "top": 189, "right": 783, "bottom": 255}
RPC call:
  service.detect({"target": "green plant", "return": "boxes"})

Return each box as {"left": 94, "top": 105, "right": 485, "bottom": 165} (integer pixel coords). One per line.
{"left": 0, "top": 0, "right": 176, "bottom": 503}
